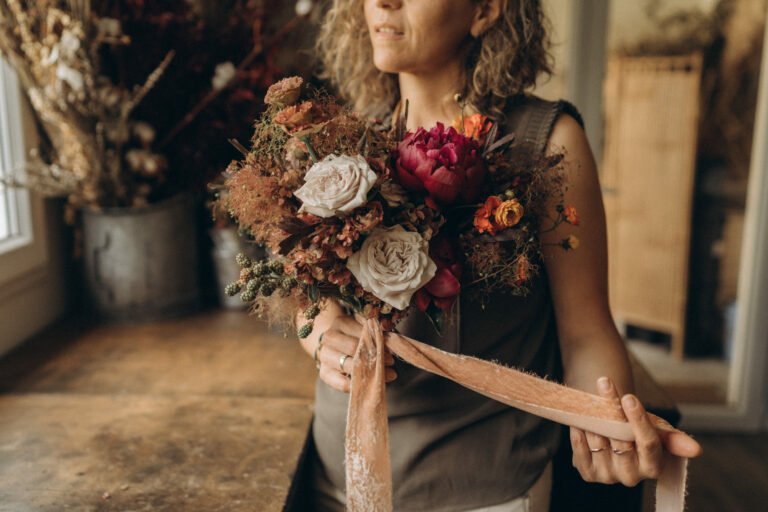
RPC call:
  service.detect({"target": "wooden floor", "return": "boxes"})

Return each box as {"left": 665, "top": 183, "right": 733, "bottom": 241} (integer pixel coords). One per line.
{"left": 679, "top": 432, "right": 768, "bottom": 512}
{"left": 1, "top": 310, "right": 767, "bottom": 512}
{"left": 0, "top": 310, "right": 317, "bottom": 512}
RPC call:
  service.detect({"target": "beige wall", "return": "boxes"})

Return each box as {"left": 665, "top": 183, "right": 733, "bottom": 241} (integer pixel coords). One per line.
{"left": 535, "top": 0, "right": 571, "bottom": 101}
{"left": 607, "top": 0, "right": 722, "bottom": 52}
{"left": 0, "top": 92, "right": 66, "bottom": 356}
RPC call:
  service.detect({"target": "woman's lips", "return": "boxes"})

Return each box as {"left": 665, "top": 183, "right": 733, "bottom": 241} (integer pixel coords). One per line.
{"left": 374, "top": 23, "right": 404, "bottom": 39}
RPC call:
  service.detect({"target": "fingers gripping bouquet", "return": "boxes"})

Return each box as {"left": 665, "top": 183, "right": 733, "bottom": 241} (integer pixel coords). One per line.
{"left": 213, "top": 77, "right": 579, "bottom": 338}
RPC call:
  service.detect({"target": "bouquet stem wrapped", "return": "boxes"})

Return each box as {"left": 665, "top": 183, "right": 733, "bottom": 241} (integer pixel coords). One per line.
{"left": 347, "top": 319, "right": 690, "bottom": 512}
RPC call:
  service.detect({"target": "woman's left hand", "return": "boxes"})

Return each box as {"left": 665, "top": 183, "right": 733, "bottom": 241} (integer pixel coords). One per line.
{"left": 569, "top": 377, "right": 701, "bottom": 487}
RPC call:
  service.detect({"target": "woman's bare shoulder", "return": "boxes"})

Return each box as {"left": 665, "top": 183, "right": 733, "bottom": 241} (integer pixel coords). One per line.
{"left": 547, "top": 111, "right": 592, "bottom": 160}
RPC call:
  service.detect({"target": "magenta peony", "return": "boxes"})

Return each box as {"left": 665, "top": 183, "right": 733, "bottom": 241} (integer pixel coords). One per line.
{"left": 414, "top": 236, "right": 462, "bottom": 312}
{"left": 394, "top": 123, "right": 486, "bottom": 208}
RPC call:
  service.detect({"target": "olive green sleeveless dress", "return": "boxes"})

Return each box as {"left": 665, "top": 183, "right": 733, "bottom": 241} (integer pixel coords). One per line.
{"left": 312, "top": 96, "right": 584, "bottom": 511}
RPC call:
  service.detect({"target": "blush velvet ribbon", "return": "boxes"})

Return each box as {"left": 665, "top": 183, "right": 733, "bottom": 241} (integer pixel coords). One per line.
{"left": 344, "top": 319, "right": 689, "bottom": 512}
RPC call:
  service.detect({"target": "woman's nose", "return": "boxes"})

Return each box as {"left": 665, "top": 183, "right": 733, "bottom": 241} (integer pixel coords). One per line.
{"left": 375, "top": 0, "right": 402, "bottom": 9}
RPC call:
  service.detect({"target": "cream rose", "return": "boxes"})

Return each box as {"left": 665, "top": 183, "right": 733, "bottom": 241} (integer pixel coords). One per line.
{"left": 294, "top": 154, "right": 377, "bottom": 218}
{"left": 346, "top": 225, "right": 437, "bottom": 310}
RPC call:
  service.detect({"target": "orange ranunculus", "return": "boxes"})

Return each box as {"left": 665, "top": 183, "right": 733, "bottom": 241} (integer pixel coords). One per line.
{"left": 494, "top": 198, "right": 524, "bottom": 228}
{"left": 473, "top": 195, "right": 502, "bottom": 235}
{"left": 451, "top": 113, "right": 492, "bottom": 142}
{"left": 564, "top": 204, "right": 580, "bottom": 226}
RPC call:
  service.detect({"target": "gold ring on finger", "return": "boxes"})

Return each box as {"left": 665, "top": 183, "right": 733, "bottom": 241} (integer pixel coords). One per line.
{"left": 590, "top": 447, "right": 607, "bottom": 453}
{"left": 339, "top": 353, "right": 350, "bottom": 375}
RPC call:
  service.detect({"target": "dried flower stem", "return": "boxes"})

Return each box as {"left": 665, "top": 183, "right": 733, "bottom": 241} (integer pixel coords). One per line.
{"left": 122, "top": 50, "right": 175, "bottom": 121}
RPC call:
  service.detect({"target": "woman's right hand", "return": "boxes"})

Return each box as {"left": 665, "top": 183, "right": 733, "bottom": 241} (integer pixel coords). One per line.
{"left": 316, "top": 314, "right": 397, "bottom": 393}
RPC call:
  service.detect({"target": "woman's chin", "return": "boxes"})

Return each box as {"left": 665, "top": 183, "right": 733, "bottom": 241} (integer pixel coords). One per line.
{"left": 372, "top": 61, "right": 403, "bottom": 74}
{"left": 371, "top": 53, "right": 412, "bottom": 74}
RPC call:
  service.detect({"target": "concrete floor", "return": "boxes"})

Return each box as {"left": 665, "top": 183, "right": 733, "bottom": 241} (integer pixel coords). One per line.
{"left": 0, "top": 311, "right": 316, "bottom": 512}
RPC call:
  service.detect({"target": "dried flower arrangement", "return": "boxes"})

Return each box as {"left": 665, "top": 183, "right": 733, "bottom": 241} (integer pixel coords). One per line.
{"left": 0, "top": 0, "right": 174, "bottom": 220}
{"left": 213, "top": 78, "right": 580, "bottom": 336}
{"left": 0, "top": 0, "right": 314, "bottom": 224}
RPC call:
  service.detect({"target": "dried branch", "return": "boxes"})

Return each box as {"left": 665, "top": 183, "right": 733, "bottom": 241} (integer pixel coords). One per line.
{"left": 122, "top": 50, "right": 175, "bottom": 120}
{"left": 158, "top": 14, "right": 302, "bottom": 149}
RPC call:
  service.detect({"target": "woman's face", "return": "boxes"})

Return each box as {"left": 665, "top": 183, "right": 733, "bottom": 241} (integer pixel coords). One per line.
{"left": 363, "top": 0, "right": 478, "bottom": 75}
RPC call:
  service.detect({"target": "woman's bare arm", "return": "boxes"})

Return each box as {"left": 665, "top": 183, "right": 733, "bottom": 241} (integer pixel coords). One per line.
{"left": 541, "top": 113, "right": 633, "bottom": 396}
{"left": 541, "top": 114, "right": 700, "bottom": 486}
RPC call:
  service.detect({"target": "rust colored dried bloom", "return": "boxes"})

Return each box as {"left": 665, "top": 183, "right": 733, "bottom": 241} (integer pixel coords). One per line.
{"left": 273, "top": 102, "right": 313, "bottom": 131}
{"left": 515, "top": 254, "right": 530, "bottom": 285}
{"left": 264, "top": 76, "right": 303, "bottom": 106}
{"left": 564, "top": 204, "right": 580, "bottom": 225}
{"left": 451, "top": 113, "right": 492, "bottom": 142}
{"left": 272, "top": 101, "right": 329, "bottom": 137}
{"left": 474, "top": 196, "right": 502, "bottom": 235}
{"left": 224, "top": 162, "right": 290, "bottom": 243}
{"left": 494, "top": 198, "right": 524, "bottom": 228}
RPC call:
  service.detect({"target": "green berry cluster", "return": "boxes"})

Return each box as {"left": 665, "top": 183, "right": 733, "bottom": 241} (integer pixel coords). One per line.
{"left": 224, "top": 255, "right": 299, "bottom": 305}
{"left": 225, "top": 282, "right": 241, "bottom": 297}
{"left": 235, "top": 252, "right": 252, "bottom": 268}
{"left": 297, "top": 322, "right": 313, "bottom": 339}
{"left": 304, "top": 303, "right": 320, "bottom": 319}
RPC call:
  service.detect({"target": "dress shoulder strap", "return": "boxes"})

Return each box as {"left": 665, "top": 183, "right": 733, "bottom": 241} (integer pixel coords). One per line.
{"left": 503, "top": 95, "right": 584, "bottom": 154}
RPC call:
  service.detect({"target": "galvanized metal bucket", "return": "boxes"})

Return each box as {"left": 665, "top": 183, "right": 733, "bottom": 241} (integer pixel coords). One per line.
{"left": 82, "top": 193, "right": 200, "bottom": 322}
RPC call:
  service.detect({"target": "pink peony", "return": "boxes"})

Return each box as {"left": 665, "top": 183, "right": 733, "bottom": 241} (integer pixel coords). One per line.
{"left": 394, "top": 123, "right": 486, "bottom": 208}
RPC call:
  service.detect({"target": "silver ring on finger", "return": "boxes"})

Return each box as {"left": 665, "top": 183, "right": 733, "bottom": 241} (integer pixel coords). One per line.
{"left": 339, "top": 353, "right": 350, "bottom": 376}
{"left": 612, "top": 447, "right": 635, "bottom": 455}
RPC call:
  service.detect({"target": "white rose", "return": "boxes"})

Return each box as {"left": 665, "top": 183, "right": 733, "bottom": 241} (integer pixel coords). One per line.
{"left": 346, "top": 225, "right": 436, "bottom": 310}
{"left": 294, "top": 154, "right": 377, "bottom": 218}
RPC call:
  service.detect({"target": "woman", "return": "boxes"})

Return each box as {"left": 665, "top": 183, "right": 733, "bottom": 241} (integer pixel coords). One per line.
{"left": 298, "top": 1, "right": 701, "bottom": 510}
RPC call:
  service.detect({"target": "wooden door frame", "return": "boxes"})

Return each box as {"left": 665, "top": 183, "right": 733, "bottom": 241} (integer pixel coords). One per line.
{"left": 573, "top": 3, "right": 768, "bottom": 431}
{"left": 567, "top": 0, "right": 609, "bottom": 160}
{"left": 678, "top": 12, "right": 768, "bottom": 431}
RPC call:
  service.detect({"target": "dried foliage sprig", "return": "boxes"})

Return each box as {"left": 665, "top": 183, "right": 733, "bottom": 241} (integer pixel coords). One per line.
{"left": 0, "top": 0, "right": 172, "bottom": 217}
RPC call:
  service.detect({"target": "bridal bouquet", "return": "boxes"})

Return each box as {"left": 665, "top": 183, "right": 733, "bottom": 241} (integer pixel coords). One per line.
{"left": 213, "top": 76, "right": 579, "bottom": 337}
{"left": 213, "top": 78, "right": 698, "bottom": 512}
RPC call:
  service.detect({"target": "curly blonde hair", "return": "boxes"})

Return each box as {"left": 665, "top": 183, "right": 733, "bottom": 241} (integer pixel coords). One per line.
{"left": 315, "top": 0, "right": 552, "bottom": 121}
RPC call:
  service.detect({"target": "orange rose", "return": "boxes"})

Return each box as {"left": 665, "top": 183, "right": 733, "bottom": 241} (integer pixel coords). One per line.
{"left": 451, "top": 113, "right": 492, "bottom": 142}
{"left": 494, "top": 198, "right": 524, "bottom": 228}
{"left": 564, "top": 205, "right": 580, "bottom": 226}
{"left": 473, "top": 195, "right": 502, "bottom": 235}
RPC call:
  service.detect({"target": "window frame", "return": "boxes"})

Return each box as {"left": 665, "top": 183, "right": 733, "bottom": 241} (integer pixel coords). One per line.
{"left": 0, "top": 57, "right": 48, "bottom": 292}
